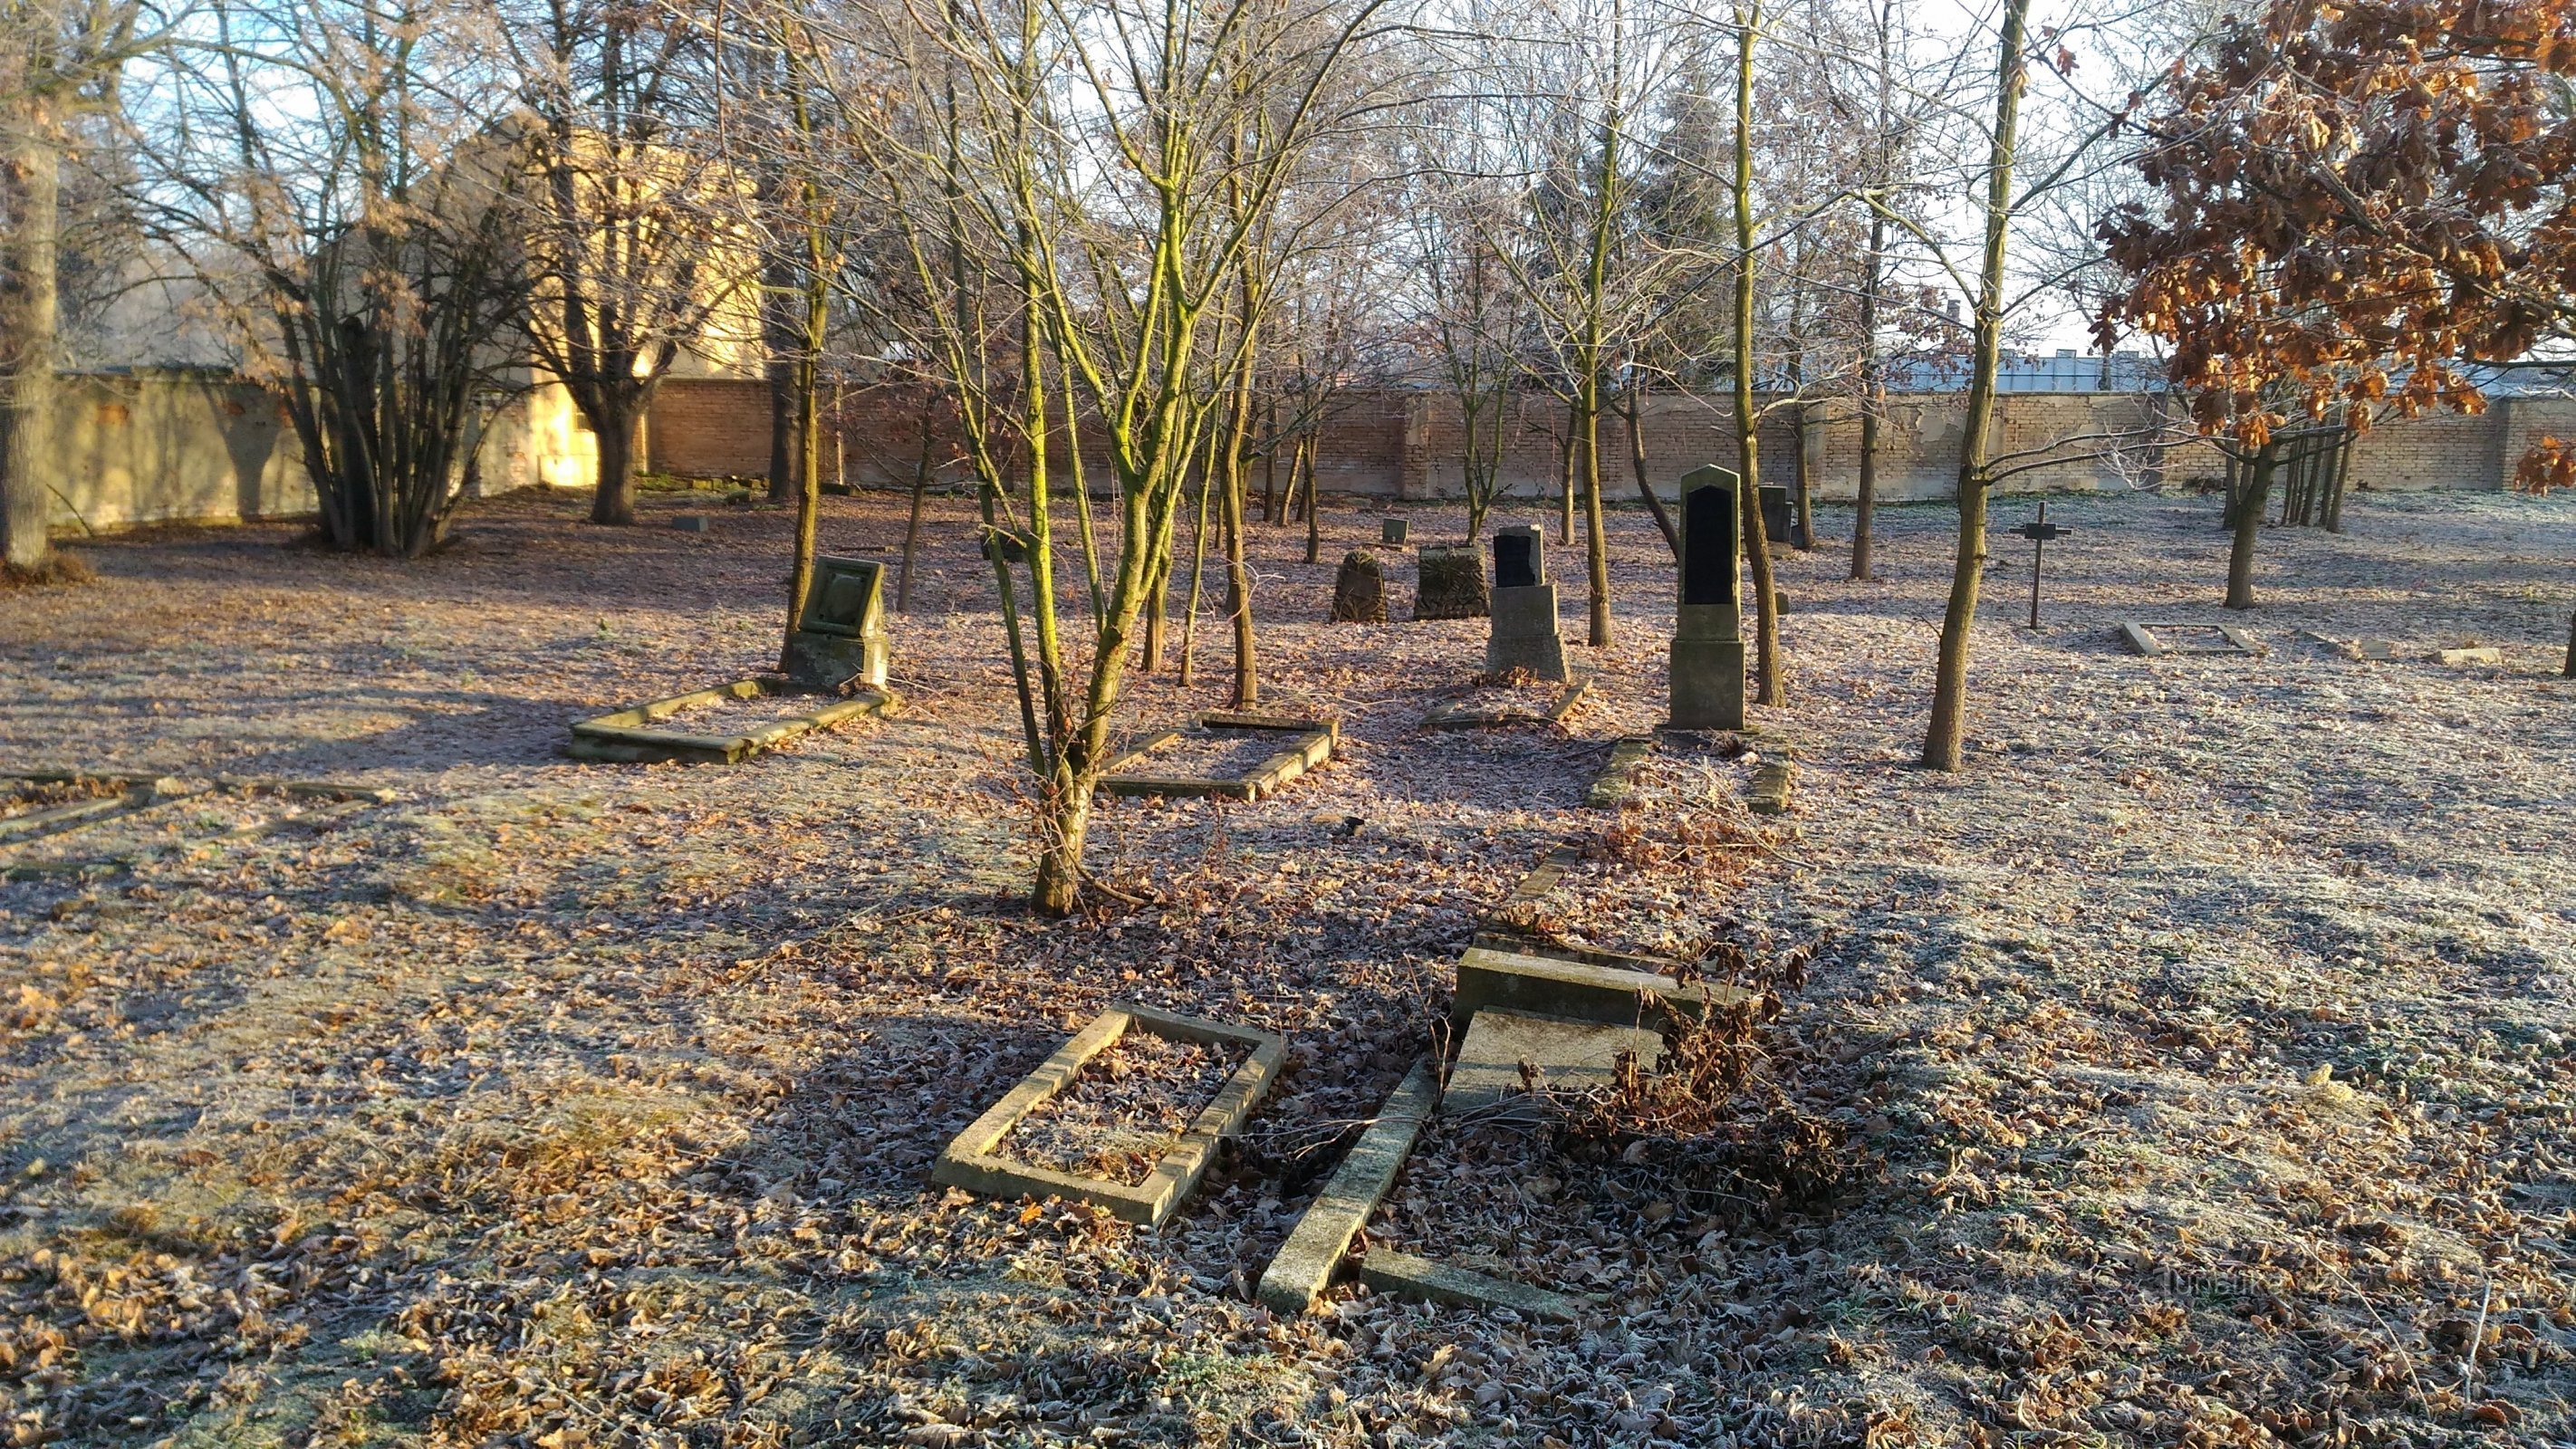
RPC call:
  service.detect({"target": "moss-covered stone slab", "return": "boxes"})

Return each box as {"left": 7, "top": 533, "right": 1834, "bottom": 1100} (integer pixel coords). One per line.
{"left": 1097, "top": 715, "right": 1337, "bottom": 801}
{"left": 1257, "top": 1058, "right": 1439, "bottom": 1316}
{"left": 1584, "top": 735, "right": 1656, "bottom": 808}
{"left": 566, "top": 676, "right": 898, "bottom": 764}
{"left": 1747, "top": 761, "right": 1794, "bottom": 815}
{"left": 931, "top": 1003, "right": 1286, "bottom": 1227}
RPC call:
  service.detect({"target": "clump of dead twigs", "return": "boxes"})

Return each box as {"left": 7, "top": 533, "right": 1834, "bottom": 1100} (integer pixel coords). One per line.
{"left": 1540, "top": 945, "right": 1858, "bottom": 1223}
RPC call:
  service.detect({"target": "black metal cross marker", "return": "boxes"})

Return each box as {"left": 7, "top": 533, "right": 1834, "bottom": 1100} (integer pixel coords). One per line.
{"left": 2013, "top": 501, "right": 2071, "bottom": 628}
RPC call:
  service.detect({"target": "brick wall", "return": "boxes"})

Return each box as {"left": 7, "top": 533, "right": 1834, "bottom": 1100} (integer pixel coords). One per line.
{"left": 646, "top": 378, "right": 2568, "bottom": 500}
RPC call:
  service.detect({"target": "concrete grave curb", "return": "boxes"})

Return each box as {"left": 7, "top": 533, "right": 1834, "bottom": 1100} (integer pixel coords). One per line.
{"left": 2117, "top": 620, "right": 2266, "bottom": 657}
{"left": 567, "top": 676, "right": 898, "bottom": 764}
{"left": 1352, "top": 1250, "right": 1589, "bottom": 1322}
{"left": 932, "top": 1003, "right": 1285, "bottom": 1227}
{"left": 1098, "top": 715, "right": 1339, "bottom": 801}
{"left": 1421, "top": 673, "right": 1591, "bottom": 731}
{"left": 1256, "top": 1057, "right": 1440, "bottom": 1315}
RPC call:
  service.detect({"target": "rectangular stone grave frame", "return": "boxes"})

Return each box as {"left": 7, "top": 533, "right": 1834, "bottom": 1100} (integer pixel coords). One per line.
{"left": 2116, "top": 620, "right": 2266, "bottom": 657}
{"left": 931, "top": 1003, "right": 1286, "bottom": 1227}
{"left": 1420, "top": 672, "right": 1590, "bottom": 730}
{"left": 1668, "top": 465, "right": 1746, "bottom": 731}
{"left": 566, "top": 676, "right": 899, "bottom": 764}
{"left": 0, "top": 776, "right": 195, "bottom": 846}
{"left": 1096, "top": 714, "right": 1339, "bottom": 801}
{"left": 783, "top": 555, "right": 891, "bottom": 690}
{"left": 1452, "top": 944, "right": 1747, "bottom": 1034}
{"left": 1352, "top": 1249, "right": 1590, "bottom": 1321}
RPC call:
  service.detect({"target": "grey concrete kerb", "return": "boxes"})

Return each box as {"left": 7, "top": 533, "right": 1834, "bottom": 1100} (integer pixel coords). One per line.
{"left": 2117, "top": 620, "right": 2266, "bottom": 657}
{"left": 566, "top": 676, "right": 899, "bottom": 764}
{"left": 932, "top": 1003, "right": 1285, "bottom": 1227}
{"left": 1257, "top": 1057, "right": 1440, "bottom": 1315}
{"left": 1097, "top": 714, "right": 1339, "bottom": 801}
{"left": 1420, "top": 673, "right": 1591, "bottom": 731}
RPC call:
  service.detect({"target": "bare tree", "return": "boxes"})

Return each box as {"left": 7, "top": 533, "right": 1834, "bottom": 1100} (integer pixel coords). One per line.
{"left": 509, "top": 0, "right": 745, "bottom": 526}
{"left": 130, "top": 0, "right": 528, "bottom": 558}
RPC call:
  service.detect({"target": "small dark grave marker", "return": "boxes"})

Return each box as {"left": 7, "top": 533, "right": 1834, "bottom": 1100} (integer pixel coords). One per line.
{"left": 2011, "top": 500, "right": 2071, "bottom": 628}
{"left": 1758, "top": 485, "right": 1793, "bottom": 549}
{"left": 671, "top": 514, "right": 711, "bottom": 533}
{"left": 1493, "top": 528, "right": 1541, "bottom": 589}
{"left": 1381, "top": 516, "right": 1408, "bottom": 546}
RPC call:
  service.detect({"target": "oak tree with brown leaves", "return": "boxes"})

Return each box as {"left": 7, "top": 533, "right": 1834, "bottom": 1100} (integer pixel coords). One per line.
{"left": 2101, "top": 0, "right": 2576, "bottom": 611}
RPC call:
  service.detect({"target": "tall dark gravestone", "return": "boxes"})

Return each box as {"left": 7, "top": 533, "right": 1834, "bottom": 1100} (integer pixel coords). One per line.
{"left": 1484, "top": 523, "right": 1568, "bottom": 679}
{"left": 1668, "top": 466, "right": 1745, "bottom": 729}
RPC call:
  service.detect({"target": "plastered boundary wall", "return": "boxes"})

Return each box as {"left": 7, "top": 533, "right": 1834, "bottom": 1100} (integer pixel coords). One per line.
{"left": 40, "top": 369, "right": 597, "bottom": 537}
{"left": 650, "top": 379, "right": 2576, "bottom": 501}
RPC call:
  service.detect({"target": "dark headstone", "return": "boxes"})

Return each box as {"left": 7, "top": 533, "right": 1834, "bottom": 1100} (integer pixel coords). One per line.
{"left": 785, "top": 555, "right": 891, "bottom": 690}
{"left": 1757, "top": 485, "right": 1793, "bottom": 548}
{"left": 1681, "top": 481, "right": 1737, "bottom": 608}
{"left": 1381, "top": 517, "right": 1408, "bottom": 546}
{"left": 671, "top": 514, "right": 711, "bottom": 533}
{"left": 1414, "top": 546, "right": 1489, "bottom": 620}
{"left": 1330, "top": 550, "right": 1387, "bottom": 623}
{"left": 1493, "top": 526, "right": 1542, "bottom": 590}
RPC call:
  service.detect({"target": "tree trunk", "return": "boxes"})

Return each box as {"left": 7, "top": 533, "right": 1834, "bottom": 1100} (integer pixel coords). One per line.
{"left": 591, "top": 398, "right": 641, "bottom": 525}
{"left": 1853, "top": 395, "right": 1879, "bottom": 581}
{"left": 2563, "top": 609, "right": 2574, "bottom": 678}
{"left": 764, "top": 345, "right": 799, "bottom": 505}
{"left": 1032, "top": 782, "right": 1090, "bottom": 916}
{"left": 2225, "top": 445, "right": 2273, "bottom": 609}
{"left": 1, "top": 110, "right": 61, "bottom": 574}
{"left": 1623, "top": 390, "right": 1680, "bottom": 561}
{"left": 1731, "top": 1, "right": 1782, "bottom": 705}
{"left": 1919, "top": 0, "right": 2031, "bottom": 771}
{"left": 1579, "top": 399, "right": 1611, "bottom": 647}
{"left": 1223, "top": 443, "right": 1257, "bottom": 707}
{"left": 897, "top": 394, "right": 938, "bottom": 612}
{"left": 1556, "top": 410, "right": 1576, "bottom": 545}
{"left": 1301, "top": 438, "right": 1320, "bottom": 564}
{"left": 1790, "top": 398, "right": 1815, "bottom": 550}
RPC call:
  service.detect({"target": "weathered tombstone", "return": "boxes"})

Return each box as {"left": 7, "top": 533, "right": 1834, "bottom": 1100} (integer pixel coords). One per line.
{"left": 671, "top": 513, "right": 712, "bottom": 533}
{"left": 1381, "top": 516, "right": 1408, "bottom": 546}
{"left": 1485, "top": 523, "right": 1568, "bottom": 680}
{"left": 1413, "top": 544, "right": 1488, "bottom": 620}
{"left": 1330, "top": 550, "right": 1387, "bottom": 623}
{"left": 1758, "top": 484, "right": 1795, "bottom": 551}
{"left": 1668, "top": 466, "right": 1745, "bottom": 730}
{"left": 782, "top": 555, "right": 890, "bottom": 690}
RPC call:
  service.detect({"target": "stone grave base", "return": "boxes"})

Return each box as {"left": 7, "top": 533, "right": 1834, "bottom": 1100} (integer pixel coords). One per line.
{"left": 1097, "top": 713, "right": 1338, "bottom": 801}
{"left": 567, "top": 676, "right": 899, "bottom": 764}
{"left": 1444, "top": 1008, "right": 1662, "bottom": 1114}
{"left": 1667, "top": 635, "right": 1746, "bottom": 731}
{"left": 2117, "top": 620, "right": 2266, "bottom": 657}
{"left": 1747, "top": 760, "right": 1794, "bottom": 815}
{"left": 932, "top": 1003, "right": 1284, "bottom": 1227}
{"left": 1485, "top": 584, "right": 1569, "bottom": 680}
{"left": 1420, "top": 673, "right": 1590, "bottom": 730}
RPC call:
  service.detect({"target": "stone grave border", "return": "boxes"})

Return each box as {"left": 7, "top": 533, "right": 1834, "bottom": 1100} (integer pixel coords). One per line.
{"left": 1097, "top": 713, "right": 1338, "bottom": 801}
{"left": 1, "top": 772, "right": 396, "bottom": 879}
{"left": 1469, "top": 844, "right": 1695, "bottom": 977}
{"left": 2117, "top": 620, "right": 2266, "bottom": 657}
{"left": 1420, "top": 672, "right": 1591, "bottom": 731}
{"left": 1747, "top": 760, "right": 1794, "bottom": 815}
{"left": 931, "top": 1002, "right": 1286, "bottom": 1227}
{"left": 1257, "top": 1057, "right": 1439, "bottom": 1314}
{"left": 566, "top": 676, "right": 899, "bottom": 764}
{"left": 1584, "top": 735, "right": 1656, "bottom": 809}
